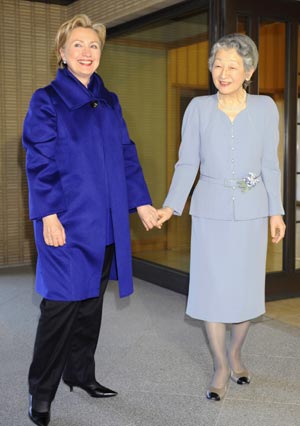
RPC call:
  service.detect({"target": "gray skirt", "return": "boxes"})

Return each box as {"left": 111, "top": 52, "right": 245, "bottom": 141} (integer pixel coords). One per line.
{"left": 186, "top": 216, "right": 268, "bottom": 323}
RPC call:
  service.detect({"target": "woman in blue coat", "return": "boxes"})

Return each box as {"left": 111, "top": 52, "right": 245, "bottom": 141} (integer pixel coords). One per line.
{"left": 158, "top": 34, "right": 286, "bottom": 402}
{"left": 23, "top": 14, "right": 158, "bottom": 426}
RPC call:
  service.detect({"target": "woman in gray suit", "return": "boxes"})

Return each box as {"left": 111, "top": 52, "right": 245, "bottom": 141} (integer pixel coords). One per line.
{"left": 157, "top": 34, "right": 285, "bottom": 401}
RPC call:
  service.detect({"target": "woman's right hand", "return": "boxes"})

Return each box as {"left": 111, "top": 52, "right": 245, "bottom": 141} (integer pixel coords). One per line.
{"left": 157, "top": 207, "right": 174, "bottom": 228}
{"left": 42, "top": 214, "right": 66, "bottom": 247}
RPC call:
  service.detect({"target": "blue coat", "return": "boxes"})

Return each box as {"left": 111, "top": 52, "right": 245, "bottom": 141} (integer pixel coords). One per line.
{"left": 23, "top": 68, "right": 151, "bottom": 301}
{"left": 164, "top": 94, "right": 284, "bottom": 219}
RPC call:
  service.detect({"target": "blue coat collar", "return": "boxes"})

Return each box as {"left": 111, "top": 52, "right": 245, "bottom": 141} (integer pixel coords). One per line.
{"left": 51, "top": 68, "right": 114, "bottom": 110}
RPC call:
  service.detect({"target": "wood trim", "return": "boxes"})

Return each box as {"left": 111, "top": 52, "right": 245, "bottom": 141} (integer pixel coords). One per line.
{"left": 223, "top": 0, "right": 238, "bottom": 34}
{"left": 132, "top": 259, "right": 300, "bottom": 300}
{"left": 108, "top": 38, "right": 168, "bottom": 50}
{"left": 25, "top": 0, "right": 76, "bottom": 4}
{"left": 283, "top": 19, "right": 298, "bottom": 272}
{"left": 266, "top": 270, "right": 300, "bottom": 300}
{"left": 107, "top": 0, "right": 209, "bottom": 39}
{"left": 248, "top": 15, "right": 259, "bottom": 94}
{"left": 171, "top": 83, "right": 209, "bottom": 90}
{"left": 132, "top": 257, "right": 189, "bottom": 295}
{"left": 231, "top": 0, "right": 300, "bottom": 19}
{"left": 109, "top": 33, "right": 209, "bottom": 52}
{"left": 131, "top": 239, "right": 166, "bottom": 252}
{"left": 208, "top": 0, "right": 223, "bottom": 93}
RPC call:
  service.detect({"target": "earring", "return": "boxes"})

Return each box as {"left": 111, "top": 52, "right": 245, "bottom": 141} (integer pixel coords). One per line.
{"left": 62, "top": 59, "right": 67, "bottom": 65}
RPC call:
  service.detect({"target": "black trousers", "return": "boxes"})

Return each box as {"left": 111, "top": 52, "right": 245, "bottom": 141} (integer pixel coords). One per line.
{"left": 28, "top": 244, "right": 114, "bottom": 402}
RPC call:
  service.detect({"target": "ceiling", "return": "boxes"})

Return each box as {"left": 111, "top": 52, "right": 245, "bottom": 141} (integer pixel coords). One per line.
{"left": 25, "top": 0, "right": 78, "bottom": 5}
{"left": 122, "top": 12, "right": 208, "bottom": 45}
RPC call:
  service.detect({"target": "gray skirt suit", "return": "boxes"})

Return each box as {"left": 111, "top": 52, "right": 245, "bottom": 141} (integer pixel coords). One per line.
{"left": 163, "top": 94, "right": 284, "bottom": 323}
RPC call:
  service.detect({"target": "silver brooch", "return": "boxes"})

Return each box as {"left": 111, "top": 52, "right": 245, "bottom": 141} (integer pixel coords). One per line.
{"left": 237, "top": 172, "right": 260, "bottom": 192}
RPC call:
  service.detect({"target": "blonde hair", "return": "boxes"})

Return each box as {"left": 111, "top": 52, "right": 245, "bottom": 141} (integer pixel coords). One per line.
{"left": 55, "top": 14, "right": 106, "bottom": 67}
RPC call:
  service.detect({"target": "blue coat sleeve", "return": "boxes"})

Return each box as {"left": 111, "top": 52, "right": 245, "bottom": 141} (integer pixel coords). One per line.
{"left": 113, "top": 95, "right": 152, "bottom": 212}
{"left": 261, "top": 97, "right": 285, "bottom": 216}
{"left": 22, "top": 88, "right": 67, "bottom": 220}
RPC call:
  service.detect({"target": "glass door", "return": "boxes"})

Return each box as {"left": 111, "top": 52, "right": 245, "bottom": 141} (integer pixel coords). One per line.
{"left": 103, "top": 6, "right": 209, "bottom": 273}
{"left": 232, "top": 0, "right": 300, "bottom": 299}
{"left": 259, "top": 20, "right": 286, "bottom": 273}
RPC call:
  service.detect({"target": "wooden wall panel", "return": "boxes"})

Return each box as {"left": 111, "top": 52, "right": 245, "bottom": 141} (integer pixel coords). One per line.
{"left": 0, "top": 0, "right": 66, "bottom": 266}
{"left": 259, "top": 23, "right": 285, "bottom": 93}
{"left": 166, "top": 40, "right": 208, "bottom": 250}
{"left": 0, "top": 0, "right": 182, "bottom": 266}
{"left": 168, "top": 40, "right": 209, "bottom": 87}
{"left": 187, "top": 44, "right": 199, "bottom": 86}
{"left": 68, "top": 0, "right": 185, "bottom": 27}
{"left": 197, "top": 41, "right": 209, "bottom": 87}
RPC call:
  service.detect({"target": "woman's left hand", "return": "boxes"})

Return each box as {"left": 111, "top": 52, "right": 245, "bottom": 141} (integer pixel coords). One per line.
{"left": 270, "top": 215, "right": 286, "bottom": 244}
{"left": 137, "top": 205, "right": 159, "bottom": 231}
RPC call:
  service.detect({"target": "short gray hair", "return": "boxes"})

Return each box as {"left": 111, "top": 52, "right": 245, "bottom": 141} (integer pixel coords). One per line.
{"left": 208, "top": 33, "right": 259, "bottom": 73}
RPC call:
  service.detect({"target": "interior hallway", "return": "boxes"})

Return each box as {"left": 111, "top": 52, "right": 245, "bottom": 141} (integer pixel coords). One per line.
{"left": 0, "top": 266, "right": 299, "bottom": 426}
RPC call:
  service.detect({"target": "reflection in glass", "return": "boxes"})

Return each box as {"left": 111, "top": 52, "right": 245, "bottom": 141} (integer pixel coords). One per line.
{"left": 101, "top": 10, "right": 209, "bottom": 272}
{"left": 259, "top": 20, "right": 286, "bottom": 272}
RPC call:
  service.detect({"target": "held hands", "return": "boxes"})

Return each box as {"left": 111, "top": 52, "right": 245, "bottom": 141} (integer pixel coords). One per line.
{"left": 42, "top": 214, "right": 66, "bottom": 246}
{"left": 137, "top": 205, "right": 174, "bottom": 231}
{"left": 270, "top": 215, "right": 286, "bottom": 244}
{"left": 137, "top": 205, "right": 160, "bottom": 231}
{"left": 156, "top": 207, "right": 174, "bottom": 228}
{"left": 138, "top": 210, "right": 287, "bottom": 243}
{"left": 43, "top": 206, "right": 173, "bottom": 244}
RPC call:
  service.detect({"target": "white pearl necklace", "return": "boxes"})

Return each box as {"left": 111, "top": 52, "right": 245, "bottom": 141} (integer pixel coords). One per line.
{"left": 217, "top": 90, "right": 247, "bottom": 111}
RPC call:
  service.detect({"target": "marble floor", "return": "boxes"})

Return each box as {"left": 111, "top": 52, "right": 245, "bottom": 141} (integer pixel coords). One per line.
{"left": 0, "top": 266, "right": 299, "bottom": 426}
{"left": 265, "top": 297, "right": 300, "bottom": 328}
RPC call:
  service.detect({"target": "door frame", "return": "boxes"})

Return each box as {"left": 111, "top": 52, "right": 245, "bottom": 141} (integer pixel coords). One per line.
{"left": 108, "top": 0, "right": 300, "bottom": 299}
{"left": 211, "top": 0, "right": 300, "bottom": 299}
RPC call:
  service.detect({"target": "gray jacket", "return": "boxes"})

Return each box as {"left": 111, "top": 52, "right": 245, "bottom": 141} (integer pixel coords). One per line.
{"left": 164, "top": 94, "right": 284, "bottom": 220}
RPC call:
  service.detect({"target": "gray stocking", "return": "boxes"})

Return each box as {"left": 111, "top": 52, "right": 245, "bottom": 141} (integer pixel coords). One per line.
{"left": 228, "top": 321, "right": 250, "bottom": 373}
{"left": 205, "top": 322, "right": 230, "bottom": 388}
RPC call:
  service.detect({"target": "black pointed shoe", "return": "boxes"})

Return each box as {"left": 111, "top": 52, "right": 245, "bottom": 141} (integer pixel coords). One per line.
{"left": 63, "top": 379, "right": 118, "bottom": 398}
{"left": 28, "top": 395, "right": 50, "bottom": 426}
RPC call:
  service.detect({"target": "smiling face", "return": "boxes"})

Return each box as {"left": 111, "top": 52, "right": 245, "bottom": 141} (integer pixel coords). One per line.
{"left": 60, "top": 27, "right": 101, "bottom": 86}
{"left": 211, "top": 48, "right": 254, "bottom": 96}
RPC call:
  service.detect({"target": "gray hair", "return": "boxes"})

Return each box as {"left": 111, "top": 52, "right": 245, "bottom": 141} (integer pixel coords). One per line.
{"left": 208, "top": 33, "right": 259, "bottom": 73}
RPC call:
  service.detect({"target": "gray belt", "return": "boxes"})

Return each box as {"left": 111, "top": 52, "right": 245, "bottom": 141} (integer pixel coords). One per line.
{"left": 200, "top": 173, "right": 261, "bottom": 192}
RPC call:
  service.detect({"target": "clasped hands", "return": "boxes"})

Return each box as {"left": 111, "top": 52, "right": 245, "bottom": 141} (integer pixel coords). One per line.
{"left": 137, "top": 205, "right": 173, "bottom": 231}
{"left": 42, "top": 206, "right": 173, "bottom": 247}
